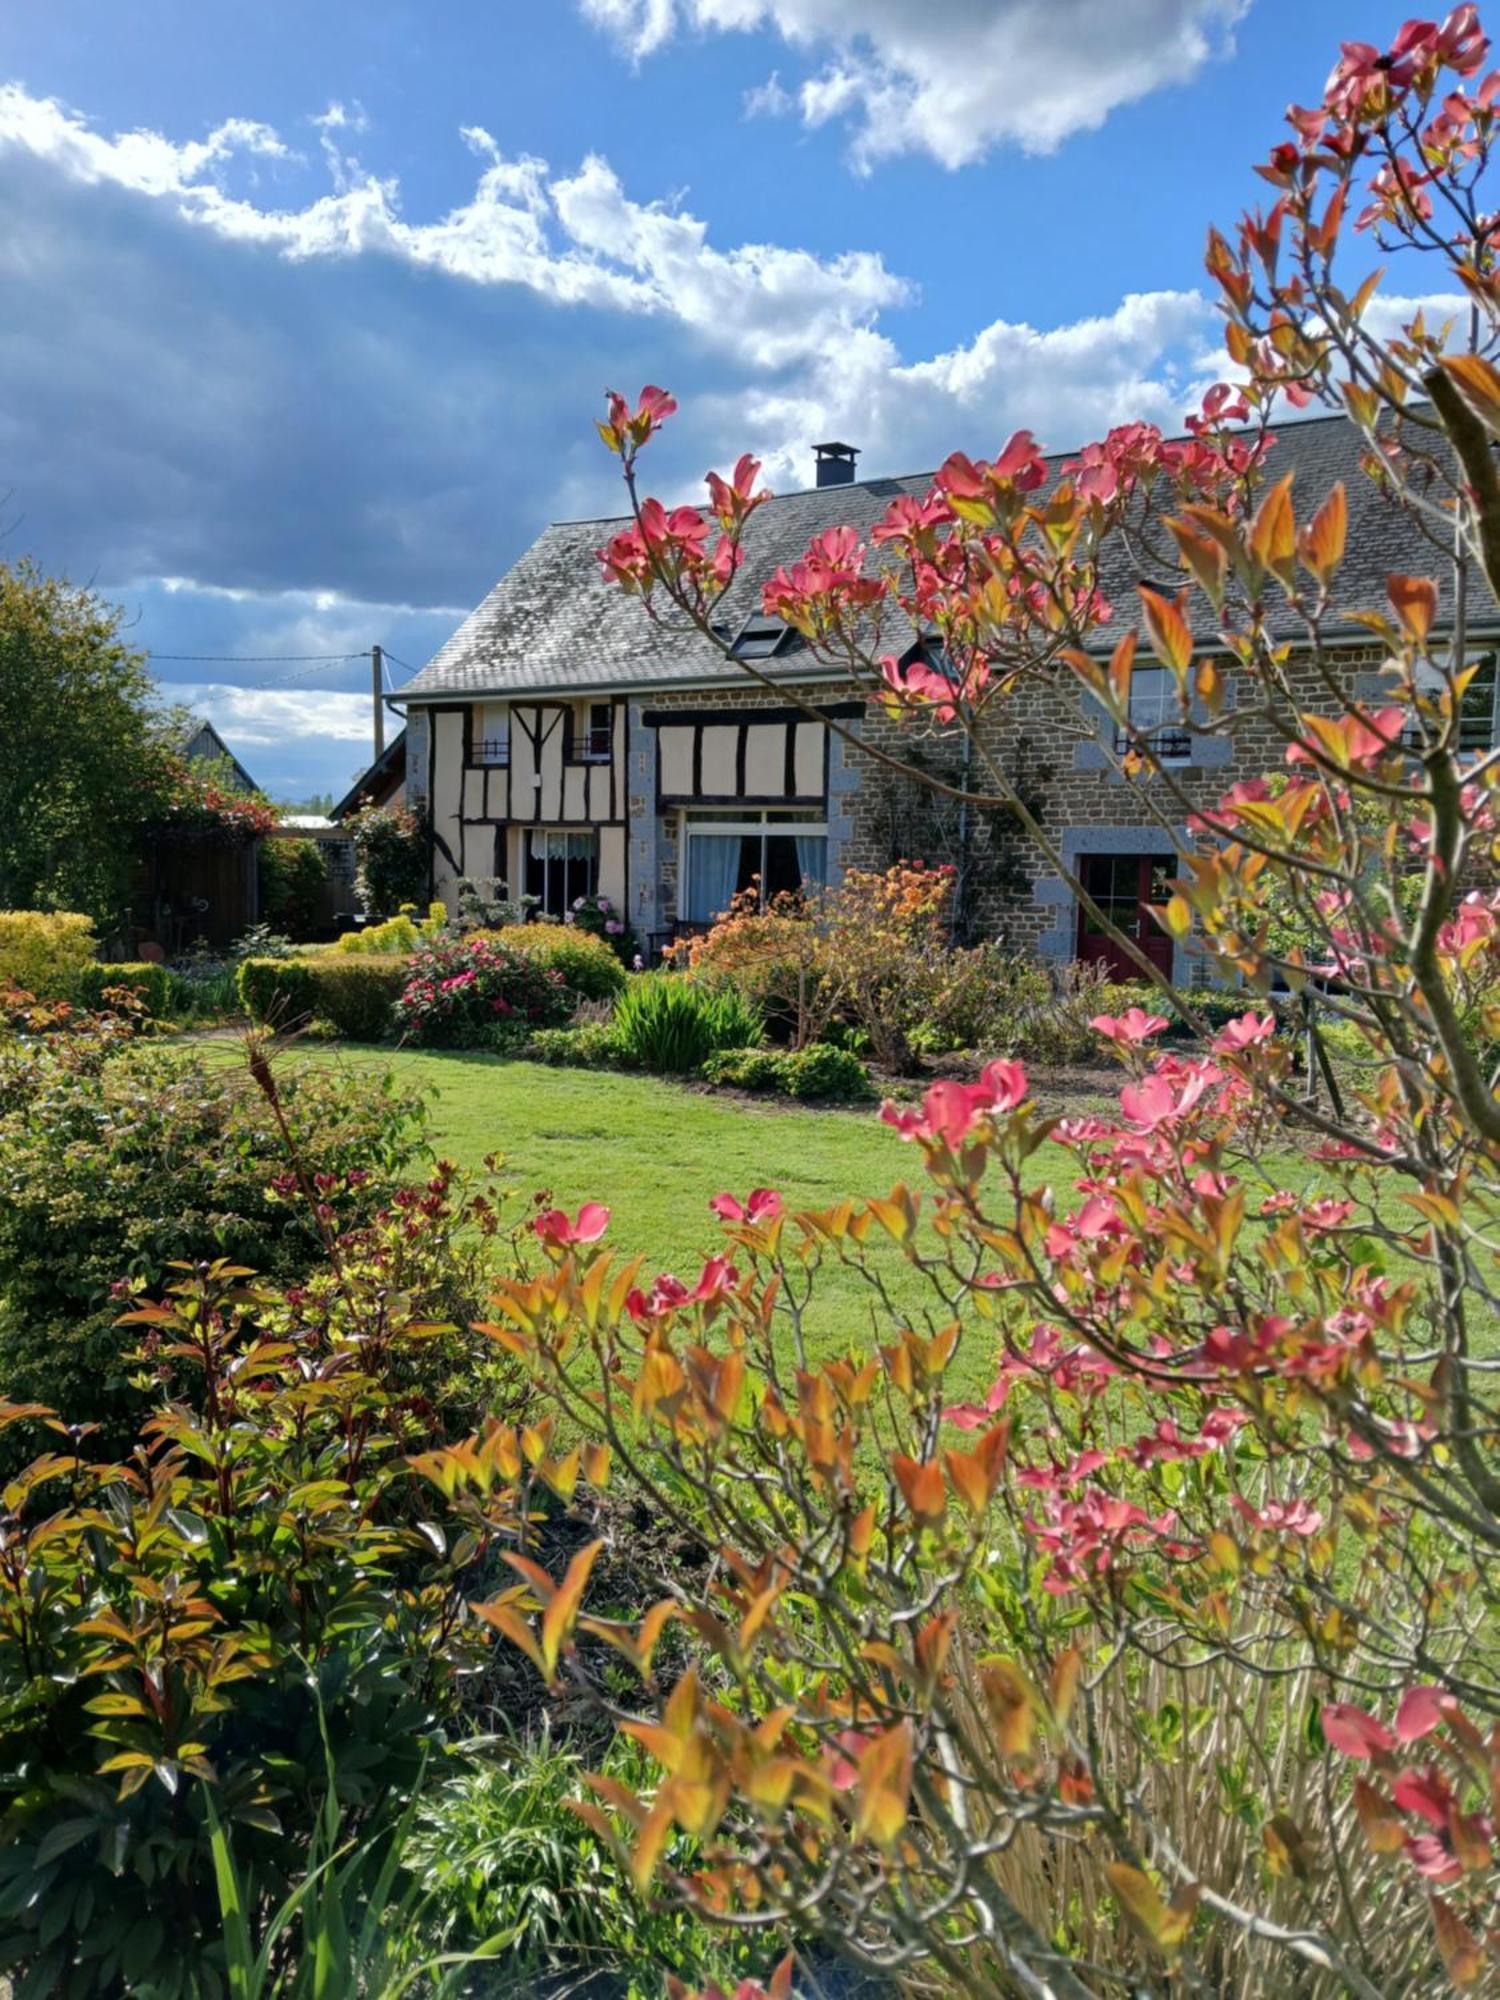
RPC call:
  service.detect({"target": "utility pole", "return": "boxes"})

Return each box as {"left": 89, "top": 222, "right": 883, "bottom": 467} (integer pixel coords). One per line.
{"left": 371, "top": 645, "right": 385, "bottom": 760}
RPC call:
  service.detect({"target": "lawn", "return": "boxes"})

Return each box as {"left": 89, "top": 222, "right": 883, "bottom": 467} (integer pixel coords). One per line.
{"left": 208, "top": 1040, "right": 1383, "bottom": 1407}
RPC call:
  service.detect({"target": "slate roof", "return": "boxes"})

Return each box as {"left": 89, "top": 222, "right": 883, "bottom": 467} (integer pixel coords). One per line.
{"left": 400, "top": 413, "right": 1500, "bottom": 704}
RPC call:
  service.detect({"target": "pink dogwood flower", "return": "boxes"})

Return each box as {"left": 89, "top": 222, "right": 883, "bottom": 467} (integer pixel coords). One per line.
{"left": 534, "top": 1202, "right": 611, "bottom": 1247}
{"left": 710, "top": 1188, "right": 783, "bottom": 1226}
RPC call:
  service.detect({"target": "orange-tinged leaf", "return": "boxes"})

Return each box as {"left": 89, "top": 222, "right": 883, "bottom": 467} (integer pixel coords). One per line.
{"left": 1388, "top": 573, "right": 1438, "bottom": 646}
{"left": 1298, "top": 481, "right": 1347, "bottom": 581}
{"left": 1107, "top": 630, "right": 1137, "bottom": 708}
{"left": 892, "top": 1454, "right": 946, "bottom": 1529}
{"left": 1049, "top": 1646, "right": 1083, "bottom": 1729}
{"left": 1106, "top": 1863, "right": 1168, "bottom": 1943}
{"left": 854, "top": 1723, "right": 912, "bottom": 1849}
{"left": 541, "top": 1537, "right": 604, "bottom": 1676}
{"left": 1138, "top": 586, "right": 1193, "bottom": 679}
{"left": 632, "top": 1798, "right": 675, "bottom": 1894}
{"left": 470, "top": 1597, "right": 547, "bottom": 1679}
{"left": 1430, "top": 1894, "right": 1485, "bottom": 1987}
{"left": 981, "top": 1659, "right": 1037, "bottom": 1760}
{"left": 1249, "top": 471, "right": 1297, "bottom": 581}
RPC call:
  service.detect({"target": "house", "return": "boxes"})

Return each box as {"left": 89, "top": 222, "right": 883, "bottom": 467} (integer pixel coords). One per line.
{"left": 397, "top": 417, "right": 1500, "bottom": 977}
{"left": 180, "top": 716, "right": 260, "bottom": 795}
{"left": 331, "top": 727, "right": 408, "bottom": 822}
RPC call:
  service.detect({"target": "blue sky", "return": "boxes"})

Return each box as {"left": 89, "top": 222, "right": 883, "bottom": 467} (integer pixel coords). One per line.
{"left": 0, "top": 0, "right": 1444, "bottom": 798}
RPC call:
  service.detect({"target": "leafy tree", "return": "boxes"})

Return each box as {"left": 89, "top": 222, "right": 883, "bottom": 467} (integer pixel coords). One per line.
{"left": 0, "top": 561, "right": 174, "bottom": 920}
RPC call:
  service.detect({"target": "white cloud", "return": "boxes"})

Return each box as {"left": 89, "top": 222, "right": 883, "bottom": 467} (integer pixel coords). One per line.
{"left": 743, "top": 71, "right": 794, "bottom": 119}
{"left": 579, "top": 0, "right": 1247, "bottom": 168}
{"left": 0, "top": 85, "right": 902, "bottom": 376}
{"left": 171, "top": 682, "right": 376, "bottom": 749}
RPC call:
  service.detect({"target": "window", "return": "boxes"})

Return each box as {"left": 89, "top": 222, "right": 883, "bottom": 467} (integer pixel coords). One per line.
{"left": 1460, "top": 653, "right": 1498, "bottom": 755}
{"left": 573, "top": 702, "right": 613, "bottom": 763}
{"left": 1116, "top": 667, "right": 1190, "bottom": 762}
{"left": 524, "top": 829, "right": 598, "bottom": 919}
{"left": 473, "top": 702, "right": 509, "bottom": 767}
{"left": 681, "top": 809, "right": 826, "bottom": 924}
{"left": 732, "top": 619, "right": 793, "bottom": 660}
{"left": 1406, "top": 653, "right": 1498, "bottom": 756}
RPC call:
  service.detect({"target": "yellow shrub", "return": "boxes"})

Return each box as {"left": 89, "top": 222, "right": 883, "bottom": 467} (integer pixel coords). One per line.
{"left": 0, "top": 910, "right": 97, "bottom": 999}
{"left": 333, "top": 901, "right": 447, "bottom": 957}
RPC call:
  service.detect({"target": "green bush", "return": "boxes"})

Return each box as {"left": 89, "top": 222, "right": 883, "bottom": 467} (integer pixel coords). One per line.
{"left": 0, "top": 908, "right": 96, "bottom": 999}
{"left": 75, "top": 959, "right": 170, "bottom": 1017}
{"left": 612, "top": 972, "right": 762, "bottom": 1074}
{"left": 392, "top": 934, "right": 572, "bottom": 1049}
{"left": 258, "top": 835, "right": 328, "bottom": 941}
{"left": 523, "top": 1022, "right": 627, "bottom": 1068}
{"left": 701, "top": 1042, "right": 872, "bottom": 1101}
{"left": 0, "top": 1172, "right": 508, "bottom": 2000}
{"left": 346, "top": 802, "right": 429, "bottom": 917}
{"left": 700, "top": 1046, "right": 785, "bottom": 1093}
{"left": 0, "top": 1043, "right": 426, "bottom": 1427}
{"left": 780, "top": 1041, "right": 874, "bottom": 1100}
{"left": 238, "top": 954, "right": 318, "bottom": 1027}
{"left": 308, "top": 956, "right": 411, "bottom": 1041}
{"left": 492, "top": 921, "right": 627, "bottom": 1002}
{"left": 410, "top": 1733, "right": 754, "bottom": 1995}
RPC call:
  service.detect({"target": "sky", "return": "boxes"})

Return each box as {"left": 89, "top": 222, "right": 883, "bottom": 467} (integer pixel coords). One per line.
{"left": 0, "top": 0, "right": 1449, "bottom": 800}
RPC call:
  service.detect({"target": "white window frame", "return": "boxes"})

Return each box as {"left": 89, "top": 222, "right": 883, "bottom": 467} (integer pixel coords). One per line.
{"left": 679, "top": 808, "right": 828, "bottom": 923}
{"left": 1409, "top": 653, "right": 1498, "bottom": 758}
{"left": 1118, "top": 666, "right": 1191, "bottom": 765}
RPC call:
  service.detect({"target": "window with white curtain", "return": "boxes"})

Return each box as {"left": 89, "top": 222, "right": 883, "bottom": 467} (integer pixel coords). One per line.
{"left": 680, "top": 808, "right": 827, "bottom": 924}
{"left": 524, "top": 828, "right": 597, "bottom": 918}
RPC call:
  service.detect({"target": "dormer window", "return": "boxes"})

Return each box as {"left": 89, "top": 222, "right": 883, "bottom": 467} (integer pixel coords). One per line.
{"left": 732, "top": 618, "right": 794, "bottom": 660}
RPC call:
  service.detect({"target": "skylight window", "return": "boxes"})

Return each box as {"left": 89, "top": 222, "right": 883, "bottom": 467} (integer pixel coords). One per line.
{"left": 732, "top": 619, "right": 792, "bottom": 660}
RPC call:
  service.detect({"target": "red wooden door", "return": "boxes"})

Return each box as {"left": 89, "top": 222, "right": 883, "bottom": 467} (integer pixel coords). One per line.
{"left": 1075, "top": 853, "right": 1174, "bottom": 980}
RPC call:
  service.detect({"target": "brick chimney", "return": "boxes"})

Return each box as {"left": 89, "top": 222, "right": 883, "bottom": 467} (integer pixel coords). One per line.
{"left": 813, "top": 441, "right": 859, "bottom": 488}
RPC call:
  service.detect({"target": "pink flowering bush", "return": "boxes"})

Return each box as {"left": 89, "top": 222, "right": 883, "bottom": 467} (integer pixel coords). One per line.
{"left": 392, "top": 931, "right": 572, "bottom": 1048}
{"left": 411, "top": 10, "right": 1500, "bottom": 1993}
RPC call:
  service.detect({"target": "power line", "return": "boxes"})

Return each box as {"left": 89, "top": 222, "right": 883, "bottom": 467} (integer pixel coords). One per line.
{"left": 146, "top": 650, "right": 368, "bottom": 663}
{"left": 379, "top": 650, "right": 418, "bottom": 681}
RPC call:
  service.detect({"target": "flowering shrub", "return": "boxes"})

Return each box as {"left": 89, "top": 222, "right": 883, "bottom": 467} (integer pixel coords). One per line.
{"left": 346, "top": 800, "right": 429, "bottom": 916}
{"left": 435, "top": 10, "right": 1500, "bottom": 1989}
{"left": 0, "top": 908, "right": 96, "bottom": 999}
{"left": 680, "top": 863, "right": 954, "bottom": 1069}
{"left": 492, "top": 920, "right": 627, "bottom": 1002}
{"left": 393, "top": 932, "right": 572, "bottom": 1047}
{"left": 154, "top": 756, "right": 279, "bottom": 837}
{"left": 566, "top": 890, "right": 640, "bottom": 966}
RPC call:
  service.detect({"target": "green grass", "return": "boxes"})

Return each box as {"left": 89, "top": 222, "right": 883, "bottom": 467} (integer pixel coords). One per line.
{"left": 198, "top": 1041, "right": 1434, "bottom": 1403}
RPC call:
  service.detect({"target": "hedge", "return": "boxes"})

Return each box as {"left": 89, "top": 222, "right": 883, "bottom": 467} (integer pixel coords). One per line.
{"left": 76, "top": 961, "right": 171, "bottom": 1017}
{"left": 238, "top": 954, "right": 410, "bottom": 1040}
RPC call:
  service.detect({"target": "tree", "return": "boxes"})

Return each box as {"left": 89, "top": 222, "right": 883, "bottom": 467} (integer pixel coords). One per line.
{"left": 0, "top": 561, "right": 177, "bottom": 921}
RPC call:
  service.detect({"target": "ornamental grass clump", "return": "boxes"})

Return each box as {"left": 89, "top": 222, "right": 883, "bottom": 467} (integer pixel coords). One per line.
{"left": 393, "top": 931, "right": 572, "bottom": 1048}
{"left": 611, "top": 970, "right": 761, "bottom": 1073}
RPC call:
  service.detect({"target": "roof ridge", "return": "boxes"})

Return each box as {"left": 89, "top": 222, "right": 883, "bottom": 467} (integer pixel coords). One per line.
{"left": 544, "top": 407, "right": 1363, "bottom": 530}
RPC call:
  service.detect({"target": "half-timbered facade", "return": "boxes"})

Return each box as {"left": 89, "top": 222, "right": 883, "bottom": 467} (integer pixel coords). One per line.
{"left": 398, "top": 417, "right": 1500, "bottom": 969}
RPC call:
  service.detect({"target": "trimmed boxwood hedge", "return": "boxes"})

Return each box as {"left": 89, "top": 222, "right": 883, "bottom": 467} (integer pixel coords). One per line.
{"left": 76, "top": 961, "right": 171, "bottom": 1017}
{"left": 237, "top": 955, "right": 410, "bottom": 1041}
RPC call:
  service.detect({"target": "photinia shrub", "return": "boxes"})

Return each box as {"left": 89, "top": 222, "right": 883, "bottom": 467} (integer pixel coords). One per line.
{"left": 393, "top": 931, "right": 572, "bottom": 1047}
{"left": 417, "top": 9, "right": 1500, "bottom": 1991}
